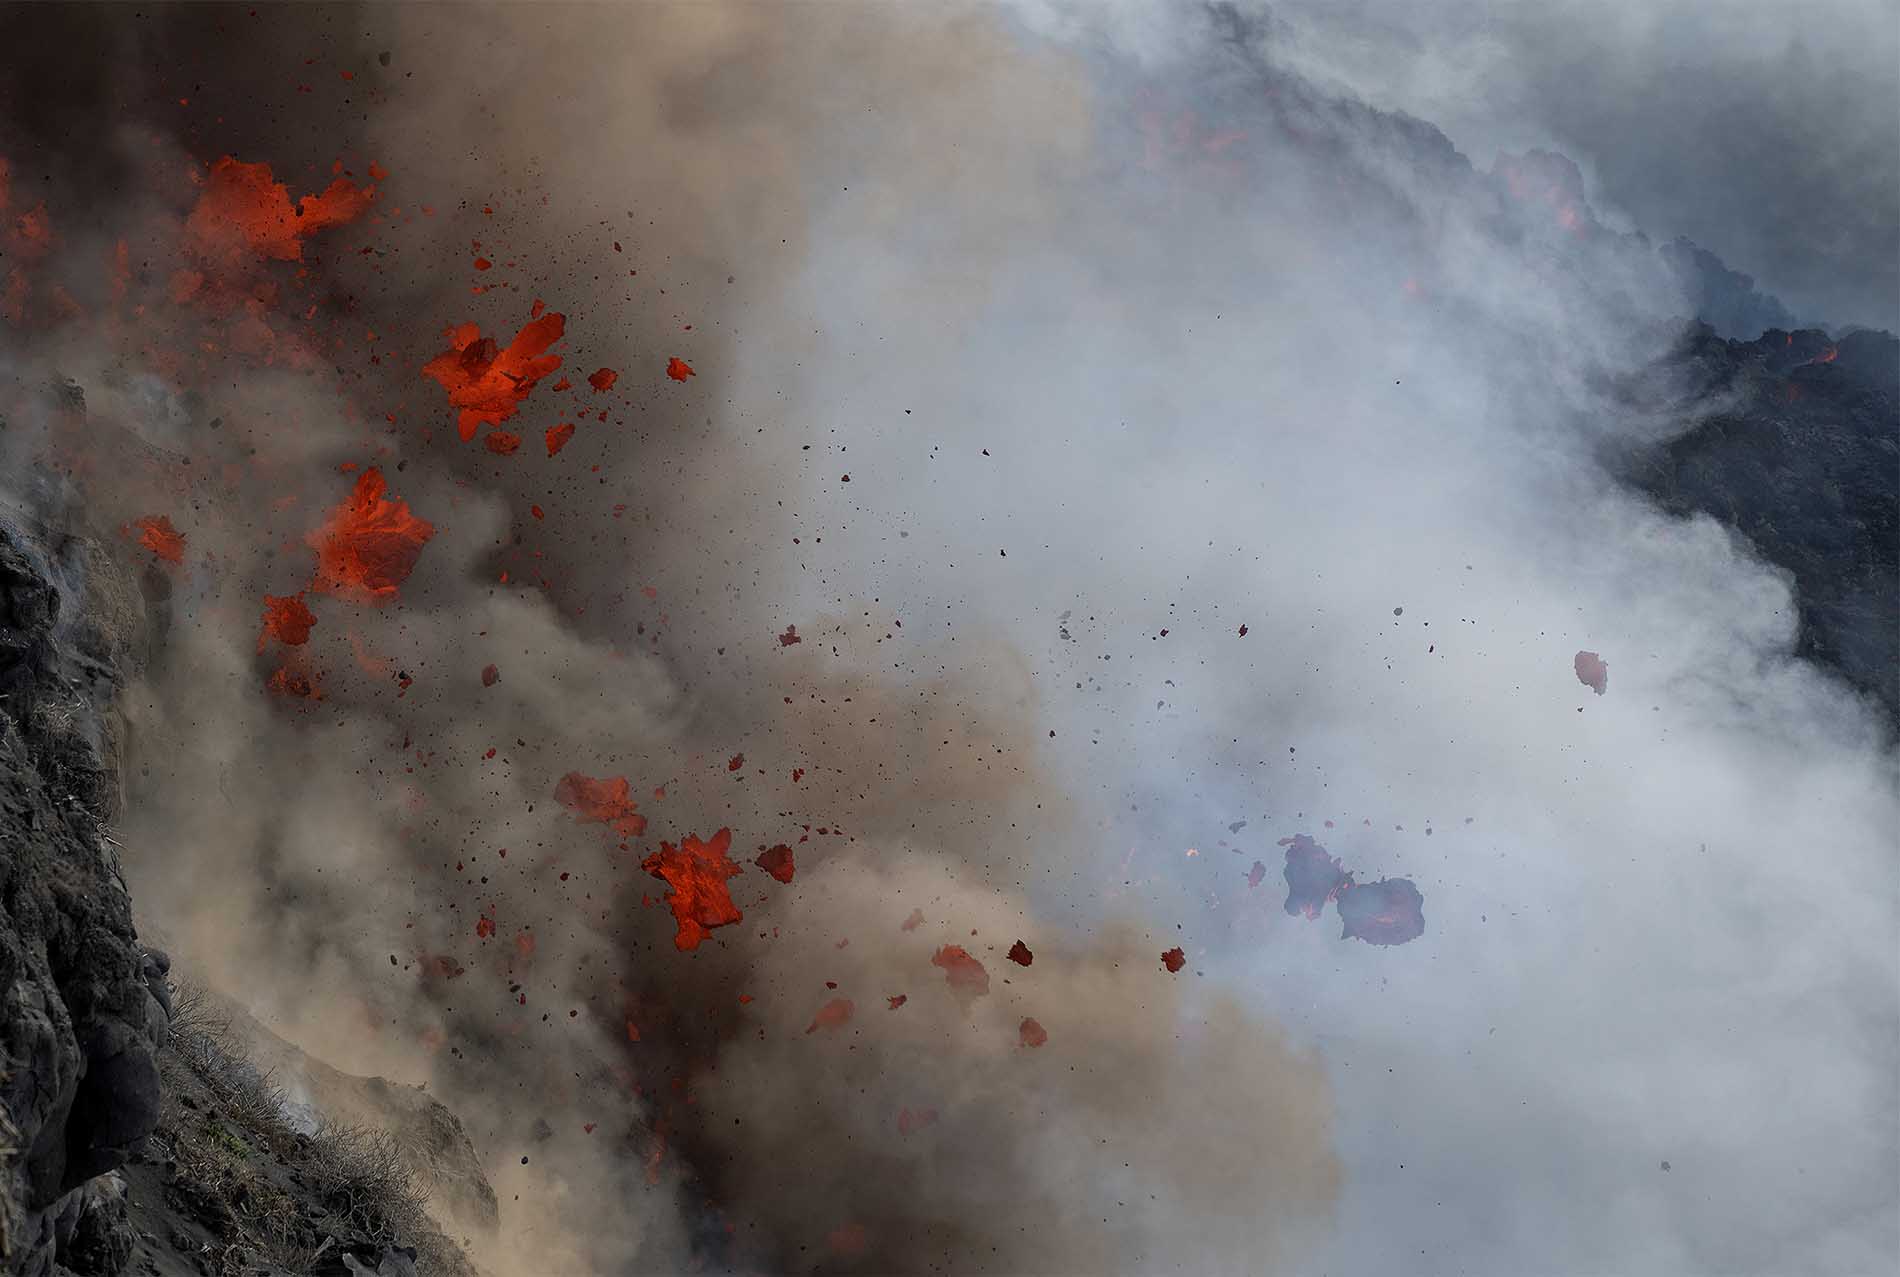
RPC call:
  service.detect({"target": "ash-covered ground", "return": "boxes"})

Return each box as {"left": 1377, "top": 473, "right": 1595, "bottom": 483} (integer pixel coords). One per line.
{"left": 0, "top": 4, "right": 1893, "bottom": 1276}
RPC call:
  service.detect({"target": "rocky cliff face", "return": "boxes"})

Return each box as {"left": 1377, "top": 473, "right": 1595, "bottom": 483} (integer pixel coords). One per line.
{"left": 0, "top": 522, "right": 170, "bottom": 1275}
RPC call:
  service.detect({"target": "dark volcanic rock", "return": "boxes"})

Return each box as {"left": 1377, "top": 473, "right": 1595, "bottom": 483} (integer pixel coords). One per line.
{"left": 1618, "top": 323, "right": 1899, "bottom": 721}
{"left": 0, "top": 523, "right": 167, "bottom": 1274}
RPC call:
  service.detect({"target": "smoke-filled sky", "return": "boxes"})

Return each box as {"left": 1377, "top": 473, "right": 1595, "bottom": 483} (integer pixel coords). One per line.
{"left": 1, "top": 2, "right": 1894, "bottom": 1275}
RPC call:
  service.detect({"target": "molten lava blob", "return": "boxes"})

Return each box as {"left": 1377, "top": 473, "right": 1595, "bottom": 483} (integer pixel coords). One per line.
{"left": 545, "top": 422, "right": 576, "bottom": 456}
{"left": 1160, "top": 947, "right": 1187, "bottom": 973}
{"left": 129, "top": 515, "right": 185, "bottom": 564}
{"left": 1019, "top": 1017, "right": 1048, "bottom": 1048}
{"left": 754, "top": 844, "right": 795, "bottom": 884}
{"left": 587, "top": 367, "right": 618, "bottom": 392}
{"left": 805, "top": 997, "right": 855, "bottom": 1035}
{"left": 665, "top": 356, "right": 695, "bottom": 382}
{"left": 185, "top": 156, "right": 375, "bottom": 265}
{"left": 421, "top": 312, "right": 567, "bottom": 442}
{"left": 1281, "top": 834, "right": 1349, "bottom": 920}
{"left": 306, "top": 469, "right": 435, "bottom": 602}
{"left": 258, "top": 592, "right": 316, "bottom": 649}
{"left": 1335, "top": 878, "right": 1426, "bottom": 946}
{"left": 553, "top": 772, "right": 647, "bottom": 839}
{"left": 1006, "top": 940, "right": 1034, "bottom": 967}
{"left": 1574, "top": 649, "right": 1609, "bottom": 696}
{"left": 930, "top": 945, "right": 990, "bottom": 998}
{"left": 640, "top": 829, "right": 744, "bottom": 951}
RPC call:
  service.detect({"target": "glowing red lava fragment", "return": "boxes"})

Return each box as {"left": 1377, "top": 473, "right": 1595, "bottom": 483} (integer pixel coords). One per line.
{"left": 805, "top": 997, "right": 854, "bottom": 1035}
{"left": 640, "top": 829, "right": 744, "bottom": 951}
{"left": 1160, "top": 947, "right": 1186, "bottom": 973}
{"left": 826, "top": 1224, "right": 868, "bottom": 1258}
{"left": 897, "top": 1107, "right": 938, "bottom": 1135}
{"left": 930, "top": 945, "right": 990, "bottom": 998}
{"left": 475, "top": 914, "right": 495, "bottom": 940}
{"left": 472, "top": 257, "right": 492, "bottom": 272}
{"left": 665, "top": 356, "right": 695, "bottom": 382}
{"left": 265, "top": 659, "right": 323, "bottom": 701}
{"left": 1336, "top": 878, "right": 1426, "bottom": 946}
{"left": 1281, "top": 834, "right": 1349, "bottom": 920}
{"left": 626, "top": 1020, "right": 641, "bottom": 1043}
{"left": 553, "top": 772, "right": 647, "bottom": 839}
{"left": 545, "top": 422, "right": 576, "bottom": 456}
{"left": 307, "top": 469, "right": 435, "bottom": 602}
{"left": 727, "top": 753, "right": 744, "bottom": 772}
{"left": 258, "top": 592, "right": 316, "bottom": 649}
{"left": 587, "top": 367, "right": 618, "bottom": 392}
{"left": 481, "top": 663, "right": 500, "bottom": 687}
{"left": 886, "top": 995, "right": 907, "bottom": 1010}
{"left": 1006, "top": 940, "right": 1033, "bottom": 967}
{"left": 1246, "top": 859, "right": 1267, "bottom": 889}
{"left": 900, "top": 908, "right": 925, "bottom": 932}
{"left": 754, "top": 844, "right": 795, "bottom": 884}
{"left": 421, "top": 311, "right": 566, "bottom": 442}
{"left": 1019, "top": 1017, "right": 1048, "bottom": 1048}
{"left": 185, "top": 156, "right": 374, "bottom": 264}
{"left": 1574, "top": 650, "right": 1608, "bottom": 696}
{"left": 484, "top": 430, "right": 522, "bottom": 456}
{"left": 130, "top": 515, "right": 185, "bottom": 564}
{"left": 778, "top": 624, "right": 801, "bottom": 646}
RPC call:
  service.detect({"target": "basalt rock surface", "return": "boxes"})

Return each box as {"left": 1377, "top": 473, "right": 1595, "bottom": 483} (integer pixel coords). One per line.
{"left": 0, "top": 521, "right": 168, "bottom": 1275}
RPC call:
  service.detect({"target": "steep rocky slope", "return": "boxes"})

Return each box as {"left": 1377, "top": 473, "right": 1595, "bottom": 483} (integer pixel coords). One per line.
{"left": 0, "top": 520, "right": 169, "bottom": 1274}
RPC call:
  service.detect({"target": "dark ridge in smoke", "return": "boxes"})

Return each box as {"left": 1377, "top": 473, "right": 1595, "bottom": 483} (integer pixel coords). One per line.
{"left": 1613, "top": 322, "right": 1900, "bottom": 722}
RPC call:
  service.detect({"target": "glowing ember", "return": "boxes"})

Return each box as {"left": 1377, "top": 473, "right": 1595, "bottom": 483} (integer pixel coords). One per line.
{"left": 1006, "top": 940, "right": 1034, "bottom": 967}
{"left": 826, "top": 1224, "right": 868, "bottom": 1258}
{"left": 778, "top": 624, "right": 801, "bottom": 646}
{"left": 306, "top": 469, "right": 435, "bottom": 602}
{"left": 805, "top": 997, "right": 855, "bottom": 1034}
{"left": 129, "top": 515, "right": 185, "bottom": 564}
{"left": 897, "top": 1106, "right": 939, "bottom": 1135}
{"left": 1336, "top": 878, "right": 1426, "bottom": 946}
{"left": 1019, "top": 1017, "right": 1048, "bottom": 1048}
{"left": 1160, "top": 947, "right": 1186, "bottom": 973}
{"left": 185, "top": 156, "right": 374, "bottom": 264}
{"left": 641, "top": 829, "right": 744, "bottom": 951}
{"left": 587, "top": 367, "right": 618, "bottom": 392}
{"left": 265, "top": 658, "right": 323, "bottom": 701}
{"left": 1574, "top": 650, "right": 1608, "bottom": 695}
{"left": 258, "top": 592, "right": 316, "bottom": 649}
{"left": 421, "top": 312, "right": 567, "bottom": 442}
{"left": 553, "top": 772, "right": 647, "bottom": 839}
{"left": 483, "top": 430, "right": 522, "bottom": 456}
{"left": 1281, "top": 834, "right": 1349, "bottom": 919}
{"left": 665, "top": 356, "right": 695, "bottom": 382}
{"left": 727, "top": 753, "right": 745, "bottom": 772}
{"left": 754, "top": 843, "right": 795, "bottom": 883}
{"left": 481, "top": 663, "right": 500, "bottom": 687}
{"left": 930, "top": 945, "right": 990, "bottom": 998}
{"left": 545, "top": 422, "right": 576, "bottom": 456}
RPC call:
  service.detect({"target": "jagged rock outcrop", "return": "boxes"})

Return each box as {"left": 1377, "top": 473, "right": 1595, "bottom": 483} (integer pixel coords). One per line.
{"left": 0, "top": 523, "right": 169, "bottom": 1275}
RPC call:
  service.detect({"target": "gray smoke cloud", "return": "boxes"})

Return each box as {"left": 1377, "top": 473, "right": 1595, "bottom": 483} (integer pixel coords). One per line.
{"left": 2, "top": 2, "right": 1893, "bottom": 1275}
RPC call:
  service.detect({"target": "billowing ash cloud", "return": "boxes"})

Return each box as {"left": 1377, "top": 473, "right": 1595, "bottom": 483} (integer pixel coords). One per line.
{"left": 1, "top": 3, "right": 1894, "bottom": 1276}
